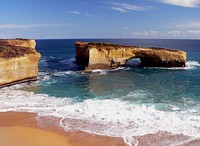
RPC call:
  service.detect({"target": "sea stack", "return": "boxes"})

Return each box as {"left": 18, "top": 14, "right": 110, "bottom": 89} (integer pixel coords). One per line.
{"left": 75, "top": 42, "right": 187, "bottom": 70}
{"left": 0, "top": 39, "right": 41, "bottom": 87}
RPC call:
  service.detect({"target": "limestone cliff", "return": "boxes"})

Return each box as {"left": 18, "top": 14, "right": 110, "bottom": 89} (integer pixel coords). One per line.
{"left": 0, "top": 39, "right": 41, "bottom": 87}
{"left": 75, "top": 42, "right": 187, "bottom": 70}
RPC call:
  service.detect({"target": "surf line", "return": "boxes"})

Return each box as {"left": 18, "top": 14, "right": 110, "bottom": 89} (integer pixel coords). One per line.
{"left": 122, "top": 129, "right": 158, "bottom": 146}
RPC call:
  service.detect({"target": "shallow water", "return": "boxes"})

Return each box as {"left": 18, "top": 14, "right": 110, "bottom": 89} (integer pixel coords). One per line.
{"left": 1, "top": 39, "right": 200, "bottom": 146}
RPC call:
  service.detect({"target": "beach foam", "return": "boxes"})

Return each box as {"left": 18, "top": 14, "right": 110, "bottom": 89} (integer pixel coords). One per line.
{"left": 0, "top": 88, "right": 199, "bottom": 146}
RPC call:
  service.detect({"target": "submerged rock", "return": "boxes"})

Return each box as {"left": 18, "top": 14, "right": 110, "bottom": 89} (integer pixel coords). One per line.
{"left": 75, "top": 42, "right": 187, "bottom": 70}
{"left": 0, "top": 39, "right": 41, "bottom": 87}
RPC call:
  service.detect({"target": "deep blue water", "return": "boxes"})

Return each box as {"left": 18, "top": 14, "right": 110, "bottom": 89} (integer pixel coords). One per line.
{"left": 1, "top": 39, "right": 200, "bottom": 141}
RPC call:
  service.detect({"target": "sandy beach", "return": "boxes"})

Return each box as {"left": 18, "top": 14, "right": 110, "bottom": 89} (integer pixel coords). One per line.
{"left": 0, "top": 112, "right": 124, "bottom": 146}
{"left": 0, "top": 112, "right": 72, "bottom": 146}
{"left": 1, "top": 112, "right": 200, "bottom": 146}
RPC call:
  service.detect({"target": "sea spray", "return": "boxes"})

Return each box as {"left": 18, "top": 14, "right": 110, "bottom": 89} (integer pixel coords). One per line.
{"left": 143, "top": 61, "right": 200, "bottom": 70}
{"left": 185, "top": 61, "right": 200, "bottom": 69}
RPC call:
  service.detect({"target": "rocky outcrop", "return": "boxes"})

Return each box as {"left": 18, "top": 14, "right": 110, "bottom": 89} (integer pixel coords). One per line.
{"left": 0, "top": 39, "right": 41, "bottom": 87}
{"left": 75, "top": 42, "right": 187, "bottom": 70}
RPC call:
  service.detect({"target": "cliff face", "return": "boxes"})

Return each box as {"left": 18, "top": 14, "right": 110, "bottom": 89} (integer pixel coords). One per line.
{"left": 0, "top": 39, "right": 41, "bottom": 87}
{"left": 75, "top": 42, "right": 187, "bottom": 70}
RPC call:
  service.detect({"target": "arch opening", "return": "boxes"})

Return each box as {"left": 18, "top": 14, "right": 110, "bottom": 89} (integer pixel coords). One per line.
{"left": 124, "top": 58, "right": 141, "bottom": 67}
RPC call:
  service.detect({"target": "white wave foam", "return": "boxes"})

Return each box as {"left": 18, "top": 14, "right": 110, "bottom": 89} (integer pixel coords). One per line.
{"left": 0, "top": 89, "right": 199, "bottom": 145}
{"left": 38, "top": 72, "right": 51, "bottom": 81}
{"left": 39, "top": 59, "right": 47, "bottom": 63}
{"left": 171, "top": 60, "right": 200, "bottom": 70}
{"left": 38, "top": 70, "right": 78, "bottom": 81}
{"left": 58, "top": 58, "right": 80, "bottom": 69}
{"left": 50, "top": 56, "right": 56, "bottom": 59}
{"left": 59, "top": 58, "right": 76, "bottom": 64}
{"left": 1, "top": 71, "right": 78, "bottom": 90}
{"left": 0, "top": 89, "right": 72, "bottom": 113}
{"left": 91, "top": 69, "right": 107, "bottom": 75}
{"left": 52, "top": 71, "right": 77, "bottom": 76}
{"left": 147, "top": 61, "right": 200, "bottom": 70}
{"left": 91, "top": 67, "right": 125, "bottom": 75}
{"left": 185, "top": 61, "right": 200, "bottom": 69}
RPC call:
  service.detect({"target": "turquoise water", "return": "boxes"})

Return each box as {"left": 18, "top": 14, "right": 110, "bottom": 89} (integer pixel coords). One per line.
{"left": 1, "top": 39, "right": 200, "bottom": 145}
{"left": 36, "top": 39, "right": 200, "bottom": 105}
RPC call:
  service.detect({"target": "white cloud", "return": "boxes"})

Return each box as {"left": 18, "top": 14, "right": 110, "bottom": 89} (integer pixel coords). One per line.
{"left": 107, "top": 2, "right": 148, "bottom": 12}
{"left": 135, "top": 31, "right": 160, "bottom": 36}
{"left": 0, "top": 24, "right": 66, "bottom": 29}
{"left": 122, "top": 30, "right": 200, "bottom": 38}
{"left": 111, "top": 6, "right": 127, "bottom": 12}
{"left": 84, "top": 13, "right": 92, "bottom": 17}
{"left": 186, "top": 30, "right": 200, "bottom": 34}
{"left": 165, "top": 30, "right": 184, "bottom": 35}
{"left": 177, "top": 21, "right": 200, "bottom": 28}
{"left": 67, "top": 11, "right": 81, "bottom": 15}
{"left": 160, "top": 0, "right": 200, "bottom": 7}
{"left": 67, "top": 11, "right": 92, "bottom": 16}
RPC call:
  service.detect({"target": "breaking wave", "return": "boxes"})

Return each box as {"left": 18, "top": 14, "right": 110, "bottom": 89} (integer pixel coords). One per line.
{"left": 91, "top": 67, "right": 125, "bottom": 75}
{"left": 146, "top": 61, "right": 200, "bottom": 70}
{"left": 0, "top": 88, "right": 199, "bottom": 146}
{"left": 185, "top": 61, "right": 200, "bottom": 69}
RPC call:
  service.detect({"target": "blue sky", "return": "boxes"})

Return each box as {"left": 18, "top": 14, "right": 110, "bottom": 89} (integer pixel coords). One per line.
{"left": 0, "top": 0, "right": 200, "bottom": 39}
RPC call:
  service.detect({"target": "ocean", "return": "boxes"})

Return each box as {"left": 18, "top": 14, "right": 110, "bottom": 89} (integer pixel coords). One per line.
{"left": 1, "top": 39, "right": 200, "bottom": 146}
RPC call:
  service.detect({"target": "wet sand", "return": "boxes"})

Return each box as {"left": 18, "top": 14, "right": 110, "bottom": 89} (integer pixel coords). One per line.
{"left": 0, "top": 112, "right": 200, "bottom": 146}
{"left": 0, "top": 112, "right": 71, "bottom": 146}
{"left": 0, "top": 112, "right": 124, "bottom": 146}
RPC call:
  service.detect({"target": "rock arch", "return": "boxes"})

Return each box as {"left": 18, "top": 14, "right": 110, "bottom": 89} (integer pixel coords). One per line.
{"left": 124, "top": 57, "right": 141, "bottom": 67}
{"left": 75, "top": 42, "right": 187, "bottom": 70}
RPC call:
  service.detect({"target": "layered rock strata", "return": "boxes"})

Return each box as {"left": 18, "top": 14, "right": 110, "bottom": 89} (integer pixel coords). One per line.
{"left": 0, "top": 39, "right": 41, "bottom": 87}
{"left": 75, "top": 42, "right": 187, "bottom": 70}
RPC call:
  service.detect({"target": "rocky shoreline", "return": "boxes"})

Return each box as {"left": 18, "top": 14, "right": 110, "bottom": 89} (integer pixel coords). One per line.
{"left": 0, "top": 40, "right": 187, "bottom": 86}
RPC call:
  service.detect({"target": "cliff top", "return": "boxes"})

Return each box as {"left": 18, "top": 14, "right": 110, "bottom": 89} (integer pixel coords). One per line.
{"left": 75, "top": 41, "right": 182, "bottom": 53}
{"left": 0, "top": 39, "right": 37, "bottom": 58}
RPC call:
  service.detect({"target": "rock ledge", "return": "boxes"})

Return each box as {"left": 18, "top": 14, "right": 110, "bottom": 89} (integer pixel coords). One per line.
{"left": 75, "top": 42, "right": 187, "bottom": 70}
{"left": 0, "top": 39, "right": 41, "bottom": 87}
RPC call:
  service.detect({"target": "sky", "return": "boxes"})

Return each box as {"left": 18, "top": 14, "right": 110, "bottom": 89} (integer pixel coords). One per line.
{"left": 0, "top": 0, "right": 200, "bottom": 39}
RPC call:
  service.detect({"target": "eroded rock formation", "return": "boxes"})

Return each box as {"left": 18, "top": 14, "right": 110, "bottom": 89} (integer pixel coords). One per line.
{"left": 75, "top": 42, "right": 187, "bottom": 70}
{"left": 0, "top": 39, "right": 41, "bottom": 87}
